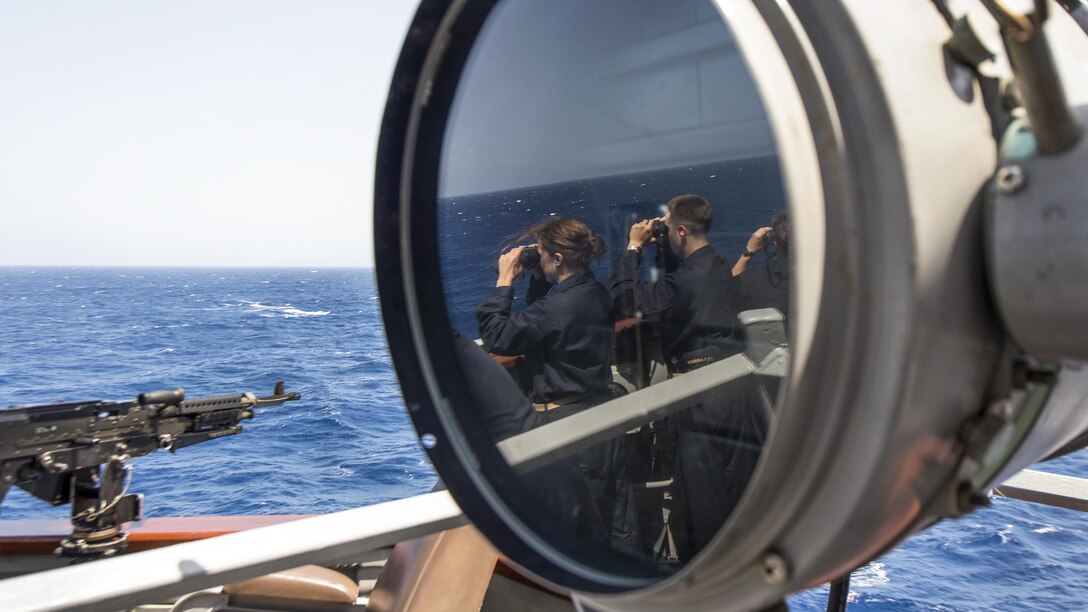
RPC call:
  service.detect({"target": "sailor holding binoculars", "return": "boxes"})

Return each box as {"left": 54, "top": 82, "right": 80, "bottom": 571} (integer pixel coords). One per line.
{"left": 609, "top": 193, "right": 741, "bottom": 374}
{"left": 476, "top": 216, "right": 638, "bottom": 552}
{"left": 476, "top": 216, "right": 613, "bottom": 413}
{"left": 611, "top": 194, "right": 766, "bottom": 558}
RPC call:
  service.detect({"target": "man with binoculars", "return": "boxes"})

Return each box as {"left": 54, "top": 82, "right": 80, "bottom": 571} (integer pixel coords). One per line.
{"left": 610, "top": 193, "right": 764, "bottom": 559}
{"left": 609, "top": 193, "right": 741, "bottom": 373}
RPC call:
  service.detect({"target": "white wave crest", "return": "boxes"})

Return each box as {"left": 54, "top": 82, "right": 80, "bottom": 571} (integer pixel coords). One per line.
{"left": 1033, "top": 525, "right": 1060, "bottom": 535}
{"left": 998, "top": 523, "right": 1015, "bottom": 544}
{"left": 851, "top": 561, "right": 890, "bottom": 589}
{"left": 246, "top": 301, "right": 331, "bottom": 318}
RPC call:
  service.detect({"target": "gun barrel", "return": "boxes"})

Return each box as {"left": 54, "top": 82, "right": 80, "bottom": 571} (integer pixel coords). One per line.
{"left": 176, "top": 382, "right": 301, "bottom": 414}
{"left": 253, "top": 381, "right": 302, "bottom": 408}
{"left": 176, "top": 393, "right": 255, "bottom": 415}
{"left": 253, "top": 390, "right": 303, "bottom": 408}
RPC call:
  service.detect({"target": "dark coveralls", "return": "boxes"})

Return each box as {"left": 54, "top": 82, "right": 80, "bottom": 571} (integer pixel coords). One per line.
{"left": 738, "top": 258, "right": 790, "bottom": 321}
{"left": 609, "top": 245, "right": 768, "bottom": 557}
{"left": 476, "top": 270, "right": 613, "bottom": 407}
{"left": 475, "top": 270, "right": 632, "bottom": 553}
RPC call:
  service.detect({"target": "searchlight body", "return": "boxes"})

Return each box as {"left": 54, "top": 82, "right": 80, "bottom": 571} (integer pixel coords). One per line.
{"left": 374, "top": 0, "right": 1088, "bottom": 609}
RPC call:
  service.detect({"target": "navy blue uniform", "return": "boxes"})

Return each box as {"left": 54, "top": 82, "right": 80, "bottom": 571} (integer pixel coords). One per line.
{"left": 738, "top": 260, "right": 790, "bottom": 321}
{"left": 476, "top": 270, "right": 613, "bottom": 404}
{"left": 609, "top": 243, "right": 765, "bottom": 559}
{"left": 609, "top": 245, "right": 742, "bottom": 371}
{"left": 475, "top": 270, "right": 645, "bottom": 557}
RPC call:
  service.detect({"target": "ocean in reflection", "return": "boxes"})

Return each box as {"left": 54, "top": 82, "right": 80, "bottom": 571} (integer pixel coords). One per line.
{"left": 438, "top": 156, "right": 786, "bottom": 336}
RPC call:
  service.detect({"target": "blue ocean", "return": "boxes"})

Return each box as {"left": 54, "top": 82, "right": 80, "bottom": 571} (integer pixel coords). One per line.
{"left": 0, "top": 267, "right": 434, "bottom": 517}
{"left": 3, "top": 158, "right": 1088, "bottom": 608}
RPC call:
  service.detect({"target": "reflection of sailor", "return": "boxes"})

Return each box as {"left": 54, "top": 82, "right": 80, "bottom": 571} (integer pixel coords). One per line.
{"left": 610, "top": 194, "right": 765, "bottom": 559}
{"left": 733, "top": 211, "right": 791, "bottom": 321}
{"left": 476, "top": 217, "right": 637, "bottom": 553}
{"left": 609, "top": 194, "right": 741, "bottom": 371}
{"left": 476, "top": 217, "right": 613, "bottom": 409}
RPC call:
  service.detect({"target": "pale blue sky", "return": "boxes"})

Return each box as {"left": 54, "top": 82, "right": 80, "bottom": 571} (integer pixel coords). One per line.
{"left": 0, "top": 1, "right": 418, "bottom": 267}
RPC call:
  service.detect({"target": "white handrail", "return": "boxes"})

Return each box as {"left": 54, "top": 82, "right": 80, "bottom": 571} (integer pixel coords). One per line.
{"left": 995, "top": 468, "right": 1088, "bottom": 512}
{"left": 498, "top": 353, "right": 756, "bottom": 471}
{"left": 498, "top": 348, "right": 787, "bottom": 471}
{"left": 0, "top": 490, "right": 465, "bottom": 612}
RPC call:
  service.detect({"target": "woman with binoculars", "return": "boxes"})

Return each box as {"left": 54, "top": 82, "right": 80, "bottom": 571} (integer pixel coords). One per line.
{"left": 476, "top": 216, "right": 639, "bottom": 553}
{"left": 476, "top": 216, "right": 613, "bottom": 417}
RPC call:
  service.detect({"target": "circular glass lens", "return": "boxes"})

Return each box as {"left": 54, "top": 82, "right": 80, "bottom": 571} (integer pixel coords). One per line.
{"left": 434, "top": 0, "right": 791, "bottom": 581}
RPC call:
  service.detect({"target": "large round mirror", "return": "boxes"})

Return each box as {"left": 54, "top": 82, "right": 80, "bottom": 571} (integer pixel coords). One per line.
{"left": 439, "top": 0, "right": 788, "bottom": 577}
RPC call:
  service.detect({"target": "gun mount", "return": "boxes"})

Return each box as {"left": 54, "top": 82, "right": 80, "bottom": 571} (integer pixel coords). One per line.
{"left": 0, "top": 382, "right": 301, "bottom": 560}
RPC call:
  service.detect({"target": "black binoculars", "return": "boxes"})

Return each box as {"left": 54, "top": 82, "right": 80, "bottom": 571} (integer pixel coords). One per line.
{"left": 649, "top": 220, "right": 680, "bottom": 272}
{"left": 518, "top": 245, "right": 541, "bottom": 270}
{"left": 492, "top": 245, "right": 540, "bottom": 277}
{"left": 651, "top": 220, "right": 668, "bottom": 241}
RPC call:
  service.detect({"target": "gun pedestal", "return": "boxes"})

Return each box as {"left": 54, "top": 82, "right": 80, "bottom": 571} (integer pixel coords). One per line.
{"left": 57, "top": 458, "right": 143, "bottom": 562}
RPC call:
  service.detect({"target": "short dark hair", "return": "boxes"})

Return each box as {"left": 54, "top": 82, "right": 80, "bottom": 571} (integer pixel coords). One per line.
{"left": 666, "top": 194, "right": 713, "bottom": 234}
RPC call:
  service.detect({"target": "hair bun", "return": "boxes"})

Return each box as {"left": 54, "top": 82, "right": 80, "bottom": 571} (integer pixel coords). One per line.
{"left": 589, "top": 234, "right": 608, "bottom": 260}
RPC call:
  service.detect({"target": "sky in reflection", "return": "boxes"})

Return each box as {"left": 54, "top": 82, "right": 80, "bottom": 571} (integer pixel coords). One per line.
{"left": 441, "top": 0, "right": 775, "bottom": 196}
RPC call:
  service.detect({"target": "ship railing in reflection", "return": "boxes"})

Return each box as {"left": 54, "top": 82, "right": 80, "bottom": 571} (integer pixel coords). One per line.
{"left": 489, "top": 307, "right": 789, "bottom": 472}
{"left": 497, "top": 346, "right": 787, "bottom": 473}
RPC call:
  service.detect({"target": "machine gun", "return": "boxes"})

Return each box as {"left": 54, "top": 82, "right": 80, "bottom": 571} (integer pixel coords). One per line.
{"left": 0, "top": 381, "right": 301, "bottom": 560}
